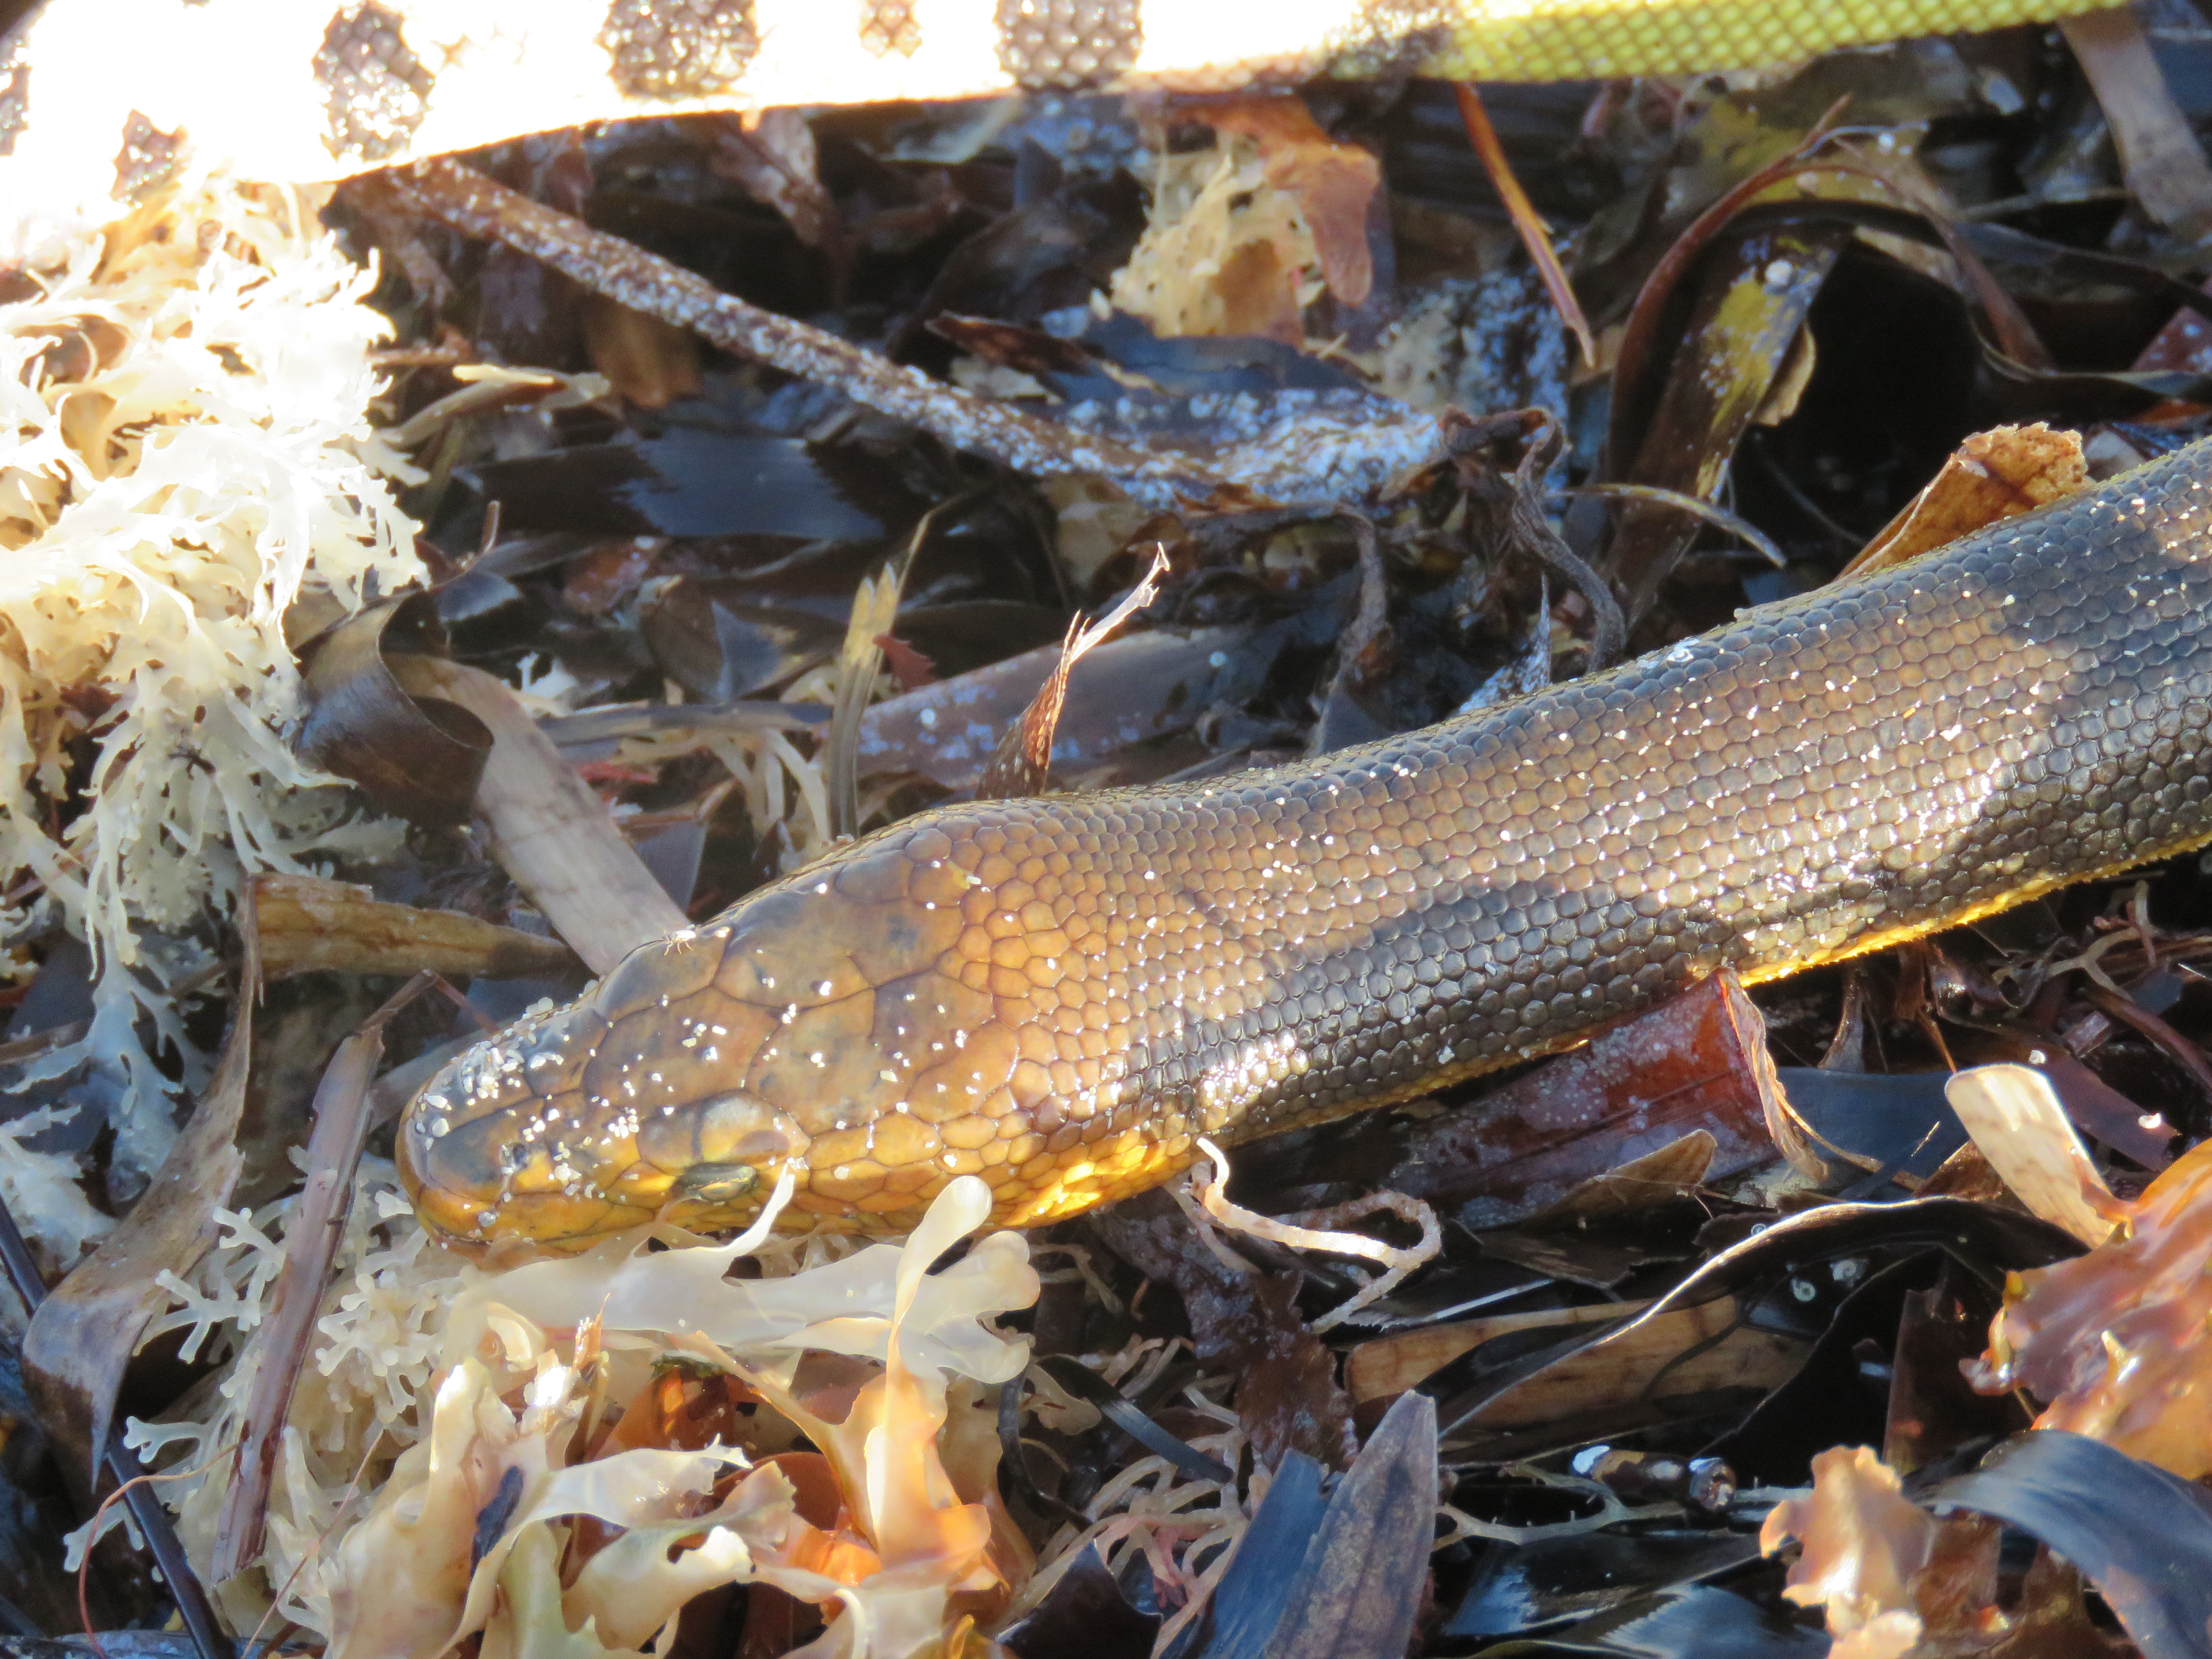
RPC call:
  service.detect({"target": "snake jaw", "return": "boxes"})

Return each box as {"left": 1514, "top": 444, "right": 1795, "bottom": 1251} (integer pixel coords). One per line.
{"left": 398, "top": 952, "right": 817, "bottom": 1249}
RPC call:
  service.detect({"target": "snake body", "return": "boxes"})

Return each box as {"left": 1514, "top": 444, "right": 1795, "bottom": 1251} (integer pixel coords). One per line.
{"left": 402, "top": 440, "right": 2212, "bottom": 1246}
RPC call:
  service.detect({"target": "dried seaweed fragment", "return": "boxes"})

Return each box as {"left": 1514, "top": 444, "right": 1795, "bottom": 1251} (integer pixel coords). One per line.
{"left": 1103, "top": 91, "right": 1383, "bottom": 357}
{"left": 1761, "top": 1445, "right": 2000, "bottom": 1659}
{"left": 1764, "top": 1439, "right": 2164, "bottom": 1659}
{"left": 1968, "top": 1131, "right": 2212, "bottom": 1476}
{"left": 313, "top": 1175, "right": 1039, "bottom": 1659}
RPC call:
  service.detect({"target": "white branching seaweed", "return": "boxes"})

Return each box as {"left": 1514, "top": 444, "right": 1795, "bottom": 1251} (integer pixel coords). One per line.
{"left": 0, "top": 180, "right": 422, "bottom": 1204}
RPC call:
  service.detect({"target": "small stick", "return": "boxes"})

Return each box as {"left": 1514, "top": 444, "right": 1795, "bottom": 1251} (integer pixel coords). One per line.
{"left": 1453, "top": 84, "right": 1596, "bottom": 368}
{"left": 2061, "top": 8, "right": 2212, "bottom": 243}
{"left": 388, "top": 158, "right": 1204, "bottom": 503}
{"left": 0, "top": 1201, "right": 227, "bottom": 1659}
{"left": 208, "top": 971, "right": 438, "bottom": 1582}
{"left": 978, "top": 547, "right": 1170, "bottom": 800}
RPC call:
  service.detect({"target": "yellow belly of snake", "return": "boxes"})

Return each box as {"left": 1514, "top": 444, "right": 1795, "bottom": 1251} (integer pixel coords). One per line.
{"left": 399, "top": 438, "right": 2212, "bottom": 1248}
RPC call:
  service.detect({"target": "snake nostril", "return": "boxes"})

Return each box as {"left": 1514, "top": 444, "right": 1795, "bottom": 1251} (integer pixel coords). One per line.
{"left": 410, "top": 1094, "right": 522, "bottom": 1190}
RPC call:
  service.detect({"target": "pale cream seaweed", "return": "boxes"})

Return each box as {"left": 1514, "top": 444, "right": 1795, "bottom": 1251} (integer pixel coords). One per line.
{"left": 0, "top": 180, "right": 423, "bottom": 1209}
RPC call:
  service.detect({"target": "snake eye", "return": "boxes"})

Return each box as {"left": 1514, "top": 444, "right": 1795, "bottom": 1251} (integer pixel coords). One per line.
{"left": 636, "top": 1088, "right": 792, "bottom": 1172}
{"left": 671, "top": 1162, "right": 760, "bottom": 1203}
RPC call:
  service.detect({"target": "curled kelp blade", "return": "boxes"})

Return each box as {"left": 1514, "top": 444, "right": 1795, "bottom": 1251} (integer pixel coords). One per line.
{"left": 296, "top": 592, "right": 491, "bottom": 829}
{"left": 1430, "top": 1197, "right": 2083, "bottom": 1443}
{"left": 1931, "top": 1431, "right": 2212, "bottom": 1659}
{"left": 393, "top": 658, "right": 687, "bottom": 974}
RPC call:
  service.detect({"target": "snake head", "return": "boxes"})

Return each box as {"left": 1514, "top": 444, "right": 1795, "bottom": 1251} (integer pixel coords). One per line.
{"left": 397, "top": 921, "right": 814, "bottom": 1251}
{"left": 397, "top": 827, "right": 989, "bottom": 1250}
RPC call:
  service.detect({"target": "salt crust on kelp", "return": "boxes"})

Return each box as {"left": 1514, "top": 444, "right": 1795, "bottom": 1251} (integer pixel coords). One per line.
{"left": 0, "top": 179, "right": 422, "bottom": 1210}
{"left": 104, "top": 1170, "right": 1041, "bottom": 1657}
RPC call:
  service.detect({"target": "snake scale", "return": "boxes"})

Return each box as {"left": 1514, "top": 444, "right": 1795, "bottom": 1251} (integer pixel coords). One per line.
{"left": 6, "top": 0, "right": 2188, "bottom": 1245}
